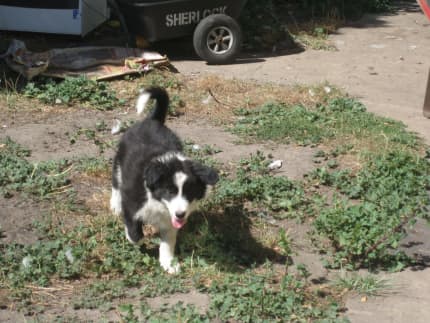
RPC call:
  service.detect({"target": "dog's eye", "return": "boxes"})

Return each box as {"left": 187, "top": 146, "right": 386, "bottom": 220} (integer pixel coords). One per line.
{"left": 168, "top": 187, "right": 178, "bottom": 195}
{"left": 183, "top": 181, "right": 205, "bottom": 201}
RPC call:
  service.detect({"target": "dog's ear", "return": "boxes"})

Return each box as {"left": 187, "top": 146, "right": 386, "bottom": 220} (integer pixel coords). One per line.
{"left": 144, "top": 162, "right": 165, "bottom": 188}
{"left": 191, "top": 162, "right": 219, "bottom": 185}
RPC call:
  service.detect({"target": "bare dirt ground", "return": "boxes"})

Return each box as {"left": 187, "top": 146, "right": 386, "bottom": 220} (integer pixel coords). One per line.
{"left": 166, "top": 3, "right": 430, "bottom": 323}
{"left": 1, "top": 2, "right": 430, "bottom": 322}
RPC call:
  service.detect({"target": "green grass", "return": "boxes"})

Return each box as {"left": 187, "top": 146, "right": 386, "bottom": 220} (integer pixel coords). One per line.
{"left": 295, "top": 27, "right": 337, "bottom": 51}
{"left": 137, "top": 302, "right": 209, "bottom": 323}
{"left": 206, "top": 151, "right": 310, "bottom": 219}
{"left": 239, "top": 0, "right": 393, "bottom": 52}
{"left": 310, "top": 151, "right": 430, "bottom": 269}
{"left": 232, "top": 97, "right": 419, "bottom": 149}
{"left": 140, "top": 72, "right": 183, "bottom": 90}
{"left": 230, "top": 97, "right": 429, "bottom": 271}
{"left": 0, "top": 74, "right": 21, "bottom": 111}
{"left": 208, "top": 269, "right": 342, "bottom": 322}
{"left": 23, "top": 76, "right": 124, "bottom": 110}
{"left": 0, "top": 142, "right": 344, "bottom": 321}
{"left": 0, "top": 137, "right": 71, "bottom": 198}
{"left": 74, "top": 156, "right": 111, "bottom": 177}
{"left": 334, "top": 273, "right": 392, "bottom": 297}
{"left": 117, "top": 268, "right": 343, "bottom": 323}
{"left": 4, "top": 87, "right": 428, "bottom": 320}
{"left": 0, "top": 199, "right": 343, "bottom": 321}
{"left": 68, "top": 120, "right": 116, "bottom": 154}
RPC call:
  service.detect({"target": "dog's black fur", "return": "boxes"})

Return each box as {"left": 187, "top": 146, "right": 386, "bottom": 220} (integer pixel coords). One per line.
{"left": 110, "top": 87, "right": 218, "bottom": 273}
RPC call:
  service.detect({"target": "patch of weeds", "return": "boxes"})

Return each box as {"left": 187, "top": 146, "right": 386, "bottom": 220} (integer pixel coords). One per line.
{"left": 92, "top": 220, "right": 155, "bottom": 277}
{"left": 183, "top": 140, "right": 221, "bottom": 168}
{"left": 241, "top": 0, "right": 294, "bottom": 51}
{"left": 120, "top": 302, "right": 208, "bottom": 323}
{"left": 324, "top": 97, "right": 418, "bottom": 148}
{"left": 311, "top": 151, "right": 430, "bottom": 269}
{"left": 207, "top": 152, "right": 309, "bottom": 219}
{"left": 0, "top": 137, "right": 71, "bottom": 198}
{"left": 208, "top": 268, "right": 342, "bottom": 322}
{"left": 0, "top": 73, "right": 22, "bottom": 111}
{"left": 1, "top": 234, "right": 88, "bottom": 289}
{"left": 330, "top": 144, "right": 354, "bottom": 157}
{"left": 291, "top": 0, "right": 392, "bottom": 18}
{"left": 240, "top": 0, "right": 390, "bottom": 51}
{"left": 73, "top": 280, "right": 128, "bottom": 310}
{"left": 296, "top": 263, "right": 312, "bottom": 281}
{"left": 232, "top": 97, "right": 419, "bottom": 150}
{"left": 68, "top": 121, "right": 116, "bottom": 154}
{"left": 119, "top": 269, "right": 343, "bottom": 322}
{"left": 333, "top": 273, "right": 391, "bottom": 297}
{"left": 139, "top": 274, "right": 190, "bottom": 298}
{"left": 142, "top": 71, "right": 183, "bottom": 90}
{"left": 327, "top": 159, "right": 339, "bottom": 169}
{"left": 0, "top": 154, "right": 344, "bottom": 321}
{"left": 278, "top": 228, "right": 295, "bottom": 258}
{"left": 23, "top": 76, "right": 124, "bottom": 110}
{"left": 168, "top": 94, "right": 185, "bottom": 117}
{"left": 233, "top": 102, "right": 331, "bottom": 146}
{"left": 119, "top": 303, "right": 140, "bottom": 323}
{"left": 0, "top": 207, "right": 186, "bottom": 300}
{"left": 74, "top": 157, "right": 111, "bottom": 177}
{"left": 313, "top": 150, "right": 329, "bottom": 164}
{"left": 295, "top": 27, "right": 337, "bottom": 51}
{"left": 365, "top": 0, "right": 393, "bottom": 12}
{"left": 307, "top": 167, "right": 351, "bottom": 187}
{"left": 314, "top": 150, "right": 326, "bottom": 158}
{"left": 83, "top": 217, "right": 188, "bottom": 297}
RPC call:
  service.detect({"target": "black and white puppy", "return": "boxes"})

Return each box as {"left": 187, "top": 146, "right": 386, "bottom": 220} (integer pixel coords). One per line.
{"left": 110, "top": 87, "right": 219, "bottom": 273}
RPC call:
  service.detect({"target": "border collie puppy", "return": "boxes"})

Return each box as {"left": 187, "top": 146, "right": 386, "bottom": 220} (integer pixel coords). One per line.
{"left": 110, "top": 87, "right": 218, "bottom": 273}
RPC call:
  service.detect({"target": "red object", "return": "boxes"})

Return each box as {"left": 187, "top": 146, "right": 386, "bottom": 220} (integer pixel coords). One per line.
{"left": 423, "top": 68, "right": 430, "bottom": 118}
{"left": 418, "top": 0, "right": 430, "bottom": 20}
{"left": 418, "top": 1, "right": 430, "bottom": 118}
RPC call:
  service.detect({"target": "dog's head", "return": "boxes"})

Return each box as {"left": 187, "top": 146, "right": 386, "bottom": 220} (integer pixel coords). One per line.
{"left": 144, "top": 154, "right": 218, "bottom": 229}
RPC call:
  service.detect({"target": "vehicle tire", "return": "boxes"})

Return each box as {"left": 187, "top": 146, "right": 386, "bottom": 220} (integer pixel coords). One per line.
{"left": 193, "top": 14, "right": 242, "bottom": 65}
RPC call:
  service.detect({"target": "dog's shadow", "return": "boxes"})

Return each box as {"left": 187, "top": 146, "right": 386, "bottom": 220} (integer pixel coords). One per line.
{"left": 176, "top": 204, "right": 288, "bottom": 273}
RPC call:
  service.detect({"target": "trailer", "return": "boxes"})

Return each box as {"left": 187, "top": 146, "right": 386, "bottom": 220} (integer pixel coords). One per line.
{"left": 116, "top": 0, "right": 248, "bottom": 64}
{"left": 0, "top": 0, "right": 248, "bottom": 64}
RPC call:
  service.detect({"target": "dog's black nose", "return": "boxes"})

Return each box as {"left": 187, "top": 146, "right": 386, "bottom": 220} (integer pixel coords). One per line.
{"left": 175, "top": 212, "right": 186, "bottom": 219}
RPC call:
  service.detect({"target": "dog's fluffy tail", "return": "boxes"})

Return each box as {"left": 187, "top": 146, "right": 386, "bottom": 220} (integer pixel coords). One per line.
{"left": 136, "top": 87, "right": 169, "bottom": 124}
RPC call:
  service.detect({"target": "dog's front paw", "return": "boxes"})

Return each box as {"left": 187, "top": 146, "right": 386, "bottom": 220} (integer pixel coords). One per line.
{"left": 110, "top": 188, "right": 122, "bottom": 216}
{"left": 110, "top": 203, "right": 122, "bottom": 216}
{"left": 160, "top": 258, "right": 180, "bottom": 274}
{"left": 124, "top": 227, "right": 144, "bottom": 246}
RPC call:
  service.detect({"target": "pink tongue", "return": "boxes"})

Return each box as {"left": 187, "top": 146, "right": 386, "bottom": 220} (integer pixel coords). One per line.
{"left": 172, "top": 217, "right": 185, "bottom": 229}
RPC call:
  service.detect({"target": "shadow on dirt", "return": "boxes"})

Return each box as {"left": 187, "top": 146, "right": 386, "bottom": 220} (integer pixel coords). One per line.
{"left": 399, "top": 218, "right": 430, "bottom": 271}
{"left": 177, "top": 204, "right": 288, "bottom": 273}
{"left": 410, "top": 254, "right": 430, "bottom": 271}
{"left": 151, "top": 35, "right": 305, "bottom": 65}
{"left": 391, "top": 0, "right": 423, "bottom": 14}
{"left": 339, "top": 0, "right": 422, "bottom": 30}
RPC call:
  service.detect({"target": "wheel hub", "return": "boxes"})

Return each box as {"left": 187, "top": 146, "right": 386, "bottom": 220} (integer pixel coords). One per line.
{"left": 207, "top": 26, "right": 234, "bottom": 55}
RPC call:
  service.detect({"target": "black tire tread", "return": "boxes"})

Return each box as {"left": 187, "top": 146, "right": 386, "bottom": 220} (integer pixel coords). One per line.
{"left": 193, "top": 14, "right": 242, "bottom": 64}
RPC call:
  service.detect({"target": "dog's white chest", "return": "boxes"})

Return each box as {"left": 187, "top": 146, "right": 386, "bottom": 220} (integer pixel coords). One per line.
{"left": 134, "top": 196, "right": 170, "bottom": 230}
